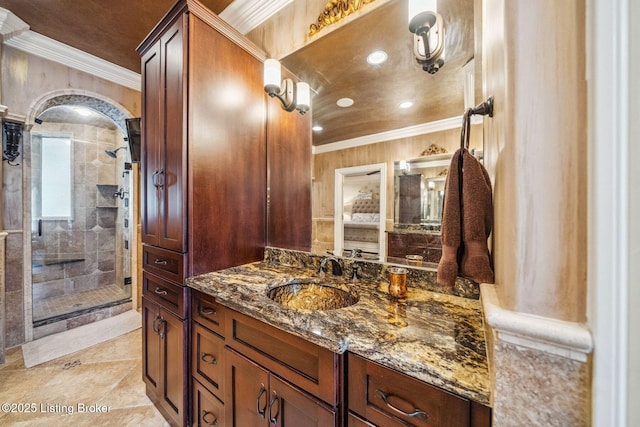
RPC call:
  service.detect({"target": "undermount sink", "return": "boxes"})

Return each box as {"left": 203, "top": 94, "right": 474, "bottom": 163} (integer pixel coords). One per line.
{"left": 267, "top": 281, "right": 358, "bottom": 310}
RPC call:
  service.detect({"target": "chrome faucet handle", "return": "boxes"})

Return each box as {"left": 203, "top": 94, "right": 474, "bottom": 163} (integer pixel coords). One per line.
{"left": 351, "top": 248, "right": 363, "bottom": 258}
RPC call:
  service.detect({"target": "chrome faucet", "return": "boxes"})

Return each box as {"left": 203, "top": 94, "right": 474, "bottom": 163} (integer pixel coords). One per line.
{"left": 318, "top": 256, "right": 343, "bottom": 277}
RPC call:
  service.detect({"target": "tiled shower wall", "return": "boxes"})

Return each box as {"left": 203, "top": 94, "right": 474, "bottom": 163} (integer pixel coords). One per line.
{"left": 30, "top": 122, "right": 125, "bottom": 322}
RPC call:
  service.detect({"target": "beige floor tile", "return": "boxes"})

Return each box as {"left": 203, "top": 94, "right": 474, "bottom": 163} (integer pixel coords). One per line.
{"left": 0, "top": 329, "right": 167, "bottom": 426}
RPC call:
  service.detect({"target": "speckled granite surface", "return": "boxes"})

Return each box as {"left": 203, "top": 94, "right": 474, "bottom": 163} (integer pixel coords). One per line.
{"left": 186, "top": 250, "right": 490, "bottom": 406}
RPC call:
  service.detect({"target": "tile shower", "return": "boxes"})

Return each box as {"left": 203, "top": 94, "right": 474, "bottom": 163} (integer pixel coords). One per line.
{"left": 29, "top": 120, "right": 132, "bottom": 329}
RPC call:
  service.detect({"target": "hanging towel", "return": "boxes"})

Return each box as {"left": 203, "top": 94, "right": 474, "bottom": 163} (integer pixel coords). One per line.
{"left": 437, "top": 148, "right": 494, "bottom": 286}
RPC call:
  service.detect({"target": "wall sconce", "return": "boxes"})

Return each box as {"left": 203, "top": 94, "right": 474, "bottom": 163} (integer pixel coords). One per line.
{"left": 2, "top": 121, "right": 23, "bottom": 166}
{"left": 263, "top": 58, "right": 310, "bottom": 115}
{"left": 408, "top": 0, "right": 445, "bottom": 74}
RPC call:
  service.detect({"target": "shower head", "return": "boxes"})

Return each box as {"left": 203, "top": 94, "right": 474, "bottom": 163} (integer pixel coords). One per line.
{"left": 105, "top": 146, "right": 127, "bottom": 159}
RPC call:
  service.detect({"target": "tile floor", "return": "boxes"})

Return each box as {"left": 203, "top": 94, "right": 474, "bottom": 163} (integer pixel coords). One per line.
{"left": 0, "top": 329, "right": 168, "bottom": 426}
{"left": 33, "top": 284, "right": 131, "bottom": 322}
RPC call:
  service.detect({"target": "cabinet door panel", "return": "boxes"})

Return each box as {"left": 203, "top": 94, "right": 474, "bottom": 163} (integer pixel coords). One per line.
{"left": 269, "top": 375, "right": 336, "bottom": 427}
{"left": 225, "top": 349, "right": 269, "bottom": 427}
{"left": 142, "top": 297, "right": 161, "bottom": 392}
{"left": 161, "top": 307, "right": 185, "bottom": 423}
{"left": 159, "top": 16, "right": 187, "bottom": 252}
{"left": 141, "top": 41, "right": 162, "bottom": 247}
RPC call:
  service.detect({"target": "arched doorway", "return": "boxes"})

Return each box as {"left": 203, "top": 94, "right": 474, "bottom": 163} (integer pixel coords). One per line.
{"left": 25, "top": 92, "right": 139, "bottom": 338}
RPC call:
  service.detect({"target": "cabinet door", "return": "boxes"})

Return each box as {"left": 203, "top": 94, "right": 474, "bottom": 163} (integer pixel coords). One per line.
{"left": 269, "top": 375, "right": 337, "bottom": 427}
{"left": 142, "top": 297, "right": 161, "bottom": 395}
{"left": 141, "top": 39, "right": 162, "bottom": 247}
{"left": 160, "top": 306, "right": 186, "bottom": 425}
{"left": 158, "top": 16, "right": 187, "bottom": 252}
{"left": 140, "top": 16, "right": 186, "bottom": 252}
{"left": 225, "top": 349, "right": 269, "bottom": 427}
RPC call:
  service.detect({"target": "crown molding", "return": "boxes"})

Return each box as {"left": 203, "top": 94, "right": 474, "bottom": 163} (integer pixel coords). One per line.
{"left": 481, "top": 284, "right": 593, "bottom": 362}
{"left": 0, "top": 7, "right": 28, "bottom": 40}
{"left": 219, "top": 0, "right": 293, "bottom": 34}
{"left": 4, "top": 30, "right": 141, "bottom": 91}
{"left": 312, "top": 115, "right": 483, "bottom": 154}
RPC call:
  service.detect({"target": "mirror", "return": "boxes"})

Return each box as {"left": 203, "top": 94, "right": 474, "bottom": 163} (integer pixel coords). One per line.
{"left": 334, "top": 163, "right": 387, "bottom": 260}
{"left": 394, "top": 153, "right": 452, "bottom": 231}
{"left": 279, "top": 0, "right": 479, "bottom": 264}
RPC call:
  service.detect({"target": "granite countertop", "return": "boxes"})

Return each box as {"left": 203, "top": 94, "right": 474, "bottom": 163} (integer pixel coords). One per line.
{"left": 186, "top": 260, "right": 490, "bottom": 406}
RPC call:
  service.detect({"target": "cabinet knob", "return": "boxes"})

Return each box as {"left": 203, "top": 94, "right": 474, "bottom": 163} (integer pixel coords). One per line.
{"left": 200, "top": 352, "right": 217, "bottom": 365}
{"left": 154, "top": 258, "right": 168, "bottom": 265}
{"left": 201, "top": 410, "right": 218, "bottom": 426}
{"left": 154, "top": 287, "right": 168, "bottom": 296}
{"left": 375, "top": 389, "right": 429, "bottom": 420}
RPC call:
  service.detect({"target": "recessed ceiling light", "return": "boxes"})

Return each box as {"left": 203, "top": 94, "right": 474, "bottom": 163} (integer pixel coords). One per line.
{"left": 399, "top": 101, "right": 414, "bottom": 109}
{"left": 367, "top": 50, "right": 388, "bottom": 65}
{"left": 312, "top": 125, "right": 323, "bottom": 132}
{"left": 336, "top": 98, "right": 354, "bottom": 108}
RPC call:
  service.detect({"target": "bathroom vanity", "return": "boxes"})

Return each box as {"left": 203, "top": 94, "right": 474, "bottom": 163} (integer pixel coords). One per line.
{"left": 185, "top": 249, "right": 491, "bottom": 427}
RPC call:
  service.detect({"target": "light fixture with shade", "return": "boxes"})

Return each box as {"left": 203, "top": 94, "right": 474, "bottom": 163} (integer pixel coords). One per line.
{"left": 263, "top": 58, "right": 311, "bottom": 115}
{"left": 408, "top": 0, "right": 445, "bottom": 74}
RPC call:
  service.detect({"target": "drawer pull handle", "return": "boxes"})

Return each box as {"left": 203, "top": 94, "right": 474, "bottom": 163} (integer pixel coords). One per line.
{"left": 154, "top": 287, "right": 168, "bottom": 296}
{"left": 256, "top": 383, "right": 267, "bottom": 418}
{"left": 375, "top": 389, "right": 429, "bottom": 420}
{"left": 154, "top": 259, "right": 168, "bottom": 265}
{"left": 199, "top": 306, "right": 217, "bottom": 316}
{"left": 200, "top": 352, "right": 217, "bottom": 365}
{"left": 268, "top": 390, "right": 279, "bottom": 426}
{"left": 201, "top": 410, "right": 217, "bottom": 425}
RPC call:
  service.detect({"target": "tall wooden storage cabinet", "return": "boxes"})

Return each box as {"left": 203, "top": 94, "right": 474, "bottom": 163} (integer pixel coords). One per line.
{"left": 137, "top": 1, "right": 278, "bottom": 425}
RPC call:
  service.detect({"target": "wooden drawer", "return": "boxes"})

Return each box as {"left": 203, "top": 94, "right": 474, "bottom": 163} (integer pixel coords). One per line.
{"left": 193, "top": 379, "right": 225, "bottom": 427}
{"left": 143, "top": 271, "right": 187, "bottom": 319}
{"left": 192, "top": 290, "right": 226, "bottom": 336}
{"left": 192, "top": 322, "right": 225, "bottom": 400}
{"left": 225, "top": 309, "right": 339, "bottom": 407}
{"left": 143, "top": 244, "right": 186, "bottom": 284}
{"left": 348, "top": 353, "right": 470, "bottom": 427}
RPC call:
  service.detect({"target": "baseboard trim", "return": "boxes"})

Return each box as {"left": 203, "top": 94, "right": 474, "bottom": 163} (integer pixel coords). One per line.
{"left": 480, "top": 283, "right": 593, "bottom": 362}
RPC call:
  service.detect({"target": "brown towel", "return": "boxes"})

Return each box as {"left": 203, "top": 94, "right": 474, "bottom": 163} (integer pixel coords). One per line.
{"left": 437, "top": 149, "right": 494, "bottom": 286}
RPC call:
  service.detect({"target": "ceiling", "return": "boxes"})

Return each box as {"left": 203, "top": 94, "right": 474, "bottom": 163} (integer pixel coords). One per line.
{"left": 282, "top": 0, "right": 475, "bottom": 145}
{"left": 0, "top": 0, "right": 476, "bottom": 146}
{"left": 0, "top": 0, "right": 233, "bottom": 72}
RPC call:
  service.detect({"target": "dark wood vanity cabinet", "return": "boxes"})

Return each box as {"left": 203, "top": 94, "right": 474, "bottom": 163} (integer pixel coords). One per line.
{"left": 138, "top": 0, "right": 270, "bottom": 277}
{"left": 142, "top": 296, "right": 187, "bottom": 426}
{"left": 347, "top": 353, "right": 491, "bottom": 427}
{"left": 226, "top": 349, "right": 337, "bottom": 427}
{"left": 387, "top": 232, "right": 443, "bottom": 263}
{"left": 224, "top": 310, "right": 340, "bottom": 426}
{"left": 138, "top": 1, "right": 279, "bottom": 424}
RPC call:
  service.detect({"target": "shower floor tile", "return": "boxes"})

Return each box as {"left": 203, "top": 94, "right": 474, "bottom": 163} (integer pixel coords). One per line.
{"left": 33, "top": 284, "right": 130, "bottom": 322}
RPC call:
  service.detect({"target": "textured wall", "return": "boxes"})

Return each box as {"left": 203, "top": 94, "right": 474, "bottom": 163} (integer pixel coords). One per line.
{"left": 1, "top": 46, "right": 140, "bottom": 347}
{"left": 483, "top": 0, "right": 587, "bottom": 322}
